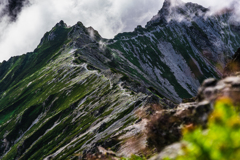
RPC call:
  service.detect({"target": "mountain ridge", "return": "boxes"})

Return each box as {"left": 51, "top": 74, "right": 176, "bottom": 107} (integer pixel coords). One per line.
{"left": 0, "top": 0, "right": 240, "bottom": 159}
{"left": 108, "top": 0, "right": 240, "bottom": 102}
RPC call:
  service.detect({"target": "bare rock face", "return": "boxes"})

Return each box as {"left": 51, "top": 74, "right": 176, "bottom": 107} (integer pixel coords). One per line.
{"left": 198, "top": 76, "right": 240, "bottom": 105}
{"left": 146, "top": 0, "right": 208, "bottom": 27}
{"left": 109, "top": 0, "right": 240, "bottom": 103}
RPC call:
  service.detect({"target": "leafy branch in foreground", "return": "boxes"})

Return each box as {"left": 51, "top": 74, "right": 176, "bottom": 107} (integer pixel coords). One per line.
{"left": 173, "top": 97, "right": 240, "bottom": 160}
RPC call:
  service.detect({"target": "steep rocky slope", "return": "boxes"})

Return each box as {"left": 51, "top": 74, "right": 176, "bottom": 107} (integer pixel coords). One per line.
{"left": 108, "top": 0, "right": 240, "bottom": 102}
{"left": 0, "top": 0, "right": 240, "bottom": 159}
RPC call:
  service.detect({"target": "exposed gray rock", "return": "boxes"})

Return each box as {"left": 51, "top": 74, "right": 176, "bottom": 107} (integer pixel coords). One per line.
{"left": 198, "top": 76, "right": 240, "bottom": 104}
{"left": 108, "top": 0, "right": 240, "bottom": 103}
{"left": 149, "top": 142, "right": 183, "bottom": 160}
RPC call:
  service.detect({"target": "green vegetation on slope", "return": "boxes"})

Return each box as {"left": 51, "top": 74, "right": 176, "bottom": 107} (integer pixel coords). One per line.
{"left": 0, "top": 21, "right": 71, "bottom": 94}
{"left": 0, "top": 20, "right": 154, "bottom": 160}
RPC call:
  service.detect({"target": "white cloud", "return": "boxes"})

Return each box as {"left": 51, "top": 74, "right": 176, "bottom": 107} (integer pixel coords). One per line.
{"left": 182, "top": 0, "right": 234, "bottom": 10}
{"left": 0, "top": 0, "right": 164, "bottom": 62}
{"left": 0, "top": 0, "right": 238, "bottom": 62}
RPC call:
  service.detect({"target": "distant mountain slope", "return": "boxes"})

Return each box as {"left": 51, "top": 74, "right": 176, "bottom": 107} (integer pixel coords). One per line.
{"left": 108, "top": 0, "right": 240, "bottom": 102}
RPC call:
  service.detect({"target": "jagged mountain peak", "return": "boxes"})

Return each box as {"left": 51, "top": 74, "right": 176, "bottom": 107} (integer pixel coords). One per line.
{"left": 109, "top": 0, "right": 240, "bottom": 102}
{"left": 146, "top": 0, "right": 209, "bottom": 27}
{"left": 37, "top": 20, "right": 69, "bottom": 47}
{"left": 37, "top": 20, "right": 102, "bottom": 49}
{"left": 162, "top": 0, "right": 184, "bottom": 8}
{"left": 55, "top": 20, "right": 67, "bottom": 28}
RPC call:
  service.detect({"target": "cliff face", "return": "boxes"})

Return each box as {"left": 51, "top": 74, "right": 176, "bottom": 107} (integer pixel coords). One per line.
{"left": 108, "top": 0, "right": 240, "bottom": 102}
{"left": 0, "top": 0, "right": 240, "bottom": 159}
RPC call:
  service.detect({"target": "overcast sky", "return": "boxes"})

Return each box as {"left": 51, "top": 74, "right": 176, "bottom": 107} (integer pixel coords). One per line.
{"left": 0, "top": 0, "right": 238, "bottom": 62}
